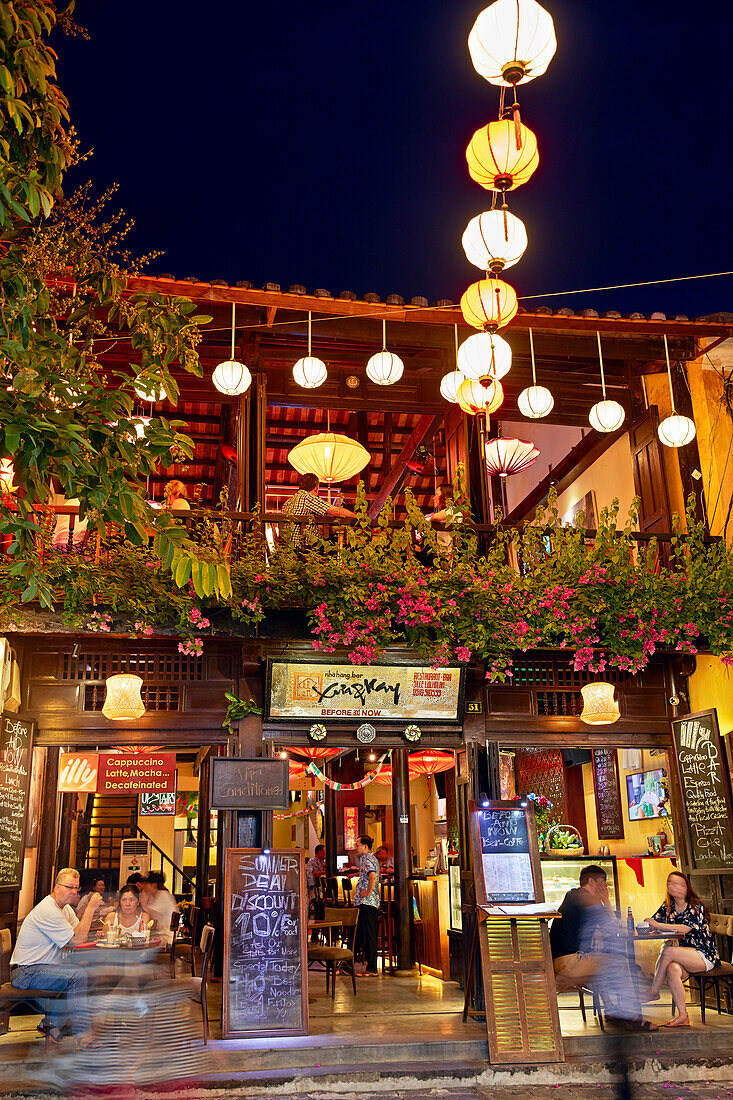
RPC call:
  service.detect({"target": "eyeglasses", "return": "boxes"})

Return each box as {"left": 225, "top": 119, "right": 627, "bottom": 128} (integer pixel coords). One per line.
{"left": 57, "top": 882, "right": 80, "bottom": 892}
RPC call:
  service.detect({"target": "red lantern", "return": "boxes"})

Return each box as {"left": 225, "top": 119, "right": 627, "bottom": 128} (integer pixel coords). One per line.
{"left": 408, "top": 750, "right": 456, "bottom": 778}
{"left": 288, "top": 746, "right": 344, "bottom": 762}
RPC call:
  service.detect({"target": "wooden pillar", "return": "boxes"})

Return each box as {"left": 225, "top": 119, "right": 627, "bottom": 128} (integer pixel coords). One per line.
{"left": 196, "top": 752, "right": 212, "bottom": 908}
{"left": 324, "top": 763, "right": 337, "bottom": 880}
{"left": 391, "top": 746, "right": 414, "bottom": 971}
{"left": 35, "top": 746, "right": 59, "bottom": 904}
{"left": 56, "top": 792, "right": 77, "bottom": 871}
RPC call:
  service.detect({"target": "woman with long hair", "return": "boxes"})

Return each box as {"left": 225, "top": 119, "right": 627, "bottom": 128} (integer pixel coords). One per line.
{"left": 644, "top": 871, "right": 720, "bottom": 1027}
{"left": 103, "top": 884, "right": 150, "bottom": 935}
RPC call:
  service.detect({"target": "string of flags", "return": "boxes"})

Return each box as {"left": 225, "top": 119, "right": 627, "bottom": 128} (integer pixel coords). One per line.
{"left": 306, "top": 752, "right": 391, "bottom": 790}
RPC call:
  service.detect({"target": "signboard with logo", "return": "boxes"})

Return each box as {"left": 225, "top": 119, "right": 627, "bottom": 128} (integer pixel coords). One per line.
{"left": 0, "top": 713, "right": 34, "bottom": 890}
{"left": 59, "top": 752, "right": 99, "bottom": 793}
{"left": 266, "top": 660, "right": 464, "bottom": 722}
{"left": 58, "top": 752, "right": 176, "bottom": 795}
{"left": 343, "top": 805, "right": 359, "bottom": 850}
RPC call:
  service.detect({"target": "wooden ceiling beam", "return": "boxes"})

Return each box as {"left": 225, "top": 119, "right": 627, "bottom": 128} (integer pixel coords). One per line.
{"left": 367, "top": 414, "right": 442, "bottom": 519}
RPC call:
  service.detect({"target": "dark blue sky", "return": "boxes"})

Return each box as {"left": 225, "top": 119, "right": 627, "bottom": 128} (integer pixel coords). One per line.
{"left": 58, "top": 1, "right": 733, "bottom": 318}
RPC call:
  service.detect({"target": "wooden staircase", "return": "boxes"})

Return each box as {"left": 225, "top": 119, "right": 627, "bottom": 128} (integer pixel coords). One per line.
{"left": 83, "top": 793, "right": 137, "bottom": 873}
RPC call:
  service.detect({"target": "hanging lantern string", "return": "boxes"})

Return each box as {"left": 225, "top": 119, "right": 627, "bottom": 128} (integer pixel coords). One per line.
{"left": 454, "top": 323, "right": 459, "bottom": 366}
{"left": 663, "top": 333, "right": 676, "bottom": 414}
{"left": 307, "top": 310, "right": 312, "bottom": 356}
{"left": 306, "top": 752, "right": 391, "bottom": 790}
{"left": 274, "top": 799, "right": 324, "bottom": 821}
{"left": 230, "top": 302, "right": 236, "bottom": 360}
{"left": 382, "top": 318, "right": 387, "bottom": 351}
{"left": 528, "top": 327, "right": 537, "bottom": 386}
{"left": 596, "top": 331, "right": 607, "bottom": 400}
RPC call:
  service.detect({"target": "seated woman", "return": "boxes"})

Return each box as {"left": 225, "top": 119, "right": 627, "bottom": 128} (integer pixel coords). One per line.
{"left": 644, "top": 871, "right": 720, "bottom": 1027}
{"left": 103, "top": 884, "right": 151, "bottom": 936}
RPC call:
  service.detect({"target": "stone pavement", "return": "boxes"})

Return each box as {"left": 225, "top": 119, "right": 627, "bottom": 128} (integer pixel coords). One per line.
{"left": 227, "top": 1087, "right": 733, "bottom": 1099}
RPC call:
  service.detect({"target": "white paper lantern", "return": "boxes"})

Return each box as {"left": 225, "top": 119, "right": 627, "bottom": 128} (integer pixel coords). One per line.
{"left": 484, "top": 437, "right": 539, "bottom": 477}
{"left": 589, "top": 400, "right": 626, "bottom": 433}
{"left": 468, "top": 0, "right": 557, "bottom": 87}
{"left": 440, "top": 371, "right": 466, "bottom": 404}
{"left": 457, "top": 332, "right": 512, "bottom": 381}
{"left": 134, "top": 381, "right": 168, "bottom": 403}
{"left": 658, "top": 414, "right": 696, "bottom": 449}
{"left": 366, "top": 350, "right": 404, "bottom": 386}
{"left": 293, "top": 356, "right": 327, "bottom": 389}
{"left": 462, "top": 209, "right": 528, "bottom": 273}
{"left": 212, "top": 359, "right": 252, "bottom": 396}
{"left": 518, "top": 385, "right": 554, "bottom": 419}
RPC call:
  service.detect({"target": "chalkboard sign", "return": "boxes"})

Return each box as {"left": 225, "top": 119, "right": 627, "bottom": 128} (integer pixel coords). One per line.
{"left": 211, "top": 758, "right": 289, "bottom": 810}
{"left": 223, "top": 848, "right": 308, "bottom": 1038}
{"left": 592, "top": 748, "right": 625, "bottom": 840}
{"left": 473, "top": 802, "right": 539, "bottom": 903}
{"left": 672, "top": 710, "right": 733, "bottom": 870}
{"left": 0, "top": 713, "right": 34, "bottom": 891}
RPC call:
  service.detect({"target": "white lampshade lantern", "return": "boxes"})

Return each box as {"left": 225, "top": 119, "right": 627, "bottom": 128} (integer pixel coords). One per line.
{"left": 580, "top": 681, "right": 620, "bottom": 726}
{"left": 589, "top": 400, "right": 625, "bottom": 433}
{"left": 462, "top": 209, "right": 528, "bottom": 273}
{"left": 518, "top": 385, "right": 554, "bottom": 419}
{"left": 293, "top": 355, "right": 328, "bottom": 389}
{"left": 102, "top": 674, "right": 146, "bottom": 721}
{"left": 484, "top": 437, "right": 539, "bottom": 477}
{"left": 212, "top": 359, "right": 252, "bottom": 396}
{"left": 658, "top": 414, "right": 696, "bottom": 449}
{"left": 133, "top": 416, "right": 150, "bottom": 440}
{"left": 134, "top": 381, "right": 168, "bottom": 403}
{"left": 366, "top": 322, "right": 404, "bottom": 385}
{"left": 458, "top": 332, "right": 512, "bottom": 381}
{"left": 468, "top": 0, "right": 557, "bottom": 87}
{"left": 288, "top": 432, "right": 370, "bottom": 484}
{"left": 440, "top": 370, "right": 466, "bottom": 404}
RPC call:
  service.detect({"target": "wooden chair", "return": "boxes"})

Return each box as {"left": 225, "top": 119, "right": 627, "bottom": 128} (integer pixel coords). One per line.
{"left": 326, "top": 876, "right": 341, "bottom": 907}
{"left": 340, "top": 877, "right": 353, "bottom": 907}
{"left": 307, "top": 907, "right": 358, "bottom": 999}
{"left": 578, "top": 985, "right": 605, "bottom": 1030}
{"left": 689, "top": 912, "right": 733, "bottom": 1022}
{"left": 189, "top": 924, "right": 215, "bottom": 1044}
{"left": 171, "top": 906, "right": 199, "bottom": 977}
{"left": 0, "top": 929, "right": 64, "bottom": 1048}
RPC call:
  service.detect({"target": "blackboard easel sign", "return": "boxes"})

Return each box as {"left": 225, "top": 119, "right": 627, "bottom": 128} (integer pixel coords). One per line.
{"left": 223, "top": 848, "right": 308, "bottom": 1038}
{"left": 671, "top": 709, "right": 733, "bottom": 870}
{"left": 0, "top": 713, "right": 34, "bottom": 891}
{"left": 591, "top": 748, "right": 625, "bottom": 840}
{"left": 473, "top": 800, "right": 539, "bottom": 903}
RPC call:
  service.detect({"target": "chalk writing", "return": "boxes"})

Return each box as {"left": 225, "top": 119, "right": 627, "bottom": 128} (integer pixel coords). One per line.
{"left": 672, "top": 712, "right": 733, "bottom": 869}
{"left": 0, "top": 714, "right": 33, "bottom": 890}
{"left": 592, "top": 748, "right": 624, "bottom": 840}
{"left": 478, "top": 807, "right": 536, "bottom": 903}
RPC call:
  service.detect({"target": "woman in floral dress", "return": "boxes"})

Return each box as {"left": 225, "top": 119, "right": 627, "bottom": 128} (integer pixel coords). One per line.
{"left": 644, "top": 871, "right": 719, "bottom": 1027}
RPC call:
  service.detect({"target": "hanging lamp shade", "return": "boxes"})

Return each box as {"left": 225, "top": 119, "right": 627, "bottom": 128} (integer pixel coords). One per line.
{"left": 484, "top": 437, "right": 539, "bottom": 477}
{"left": 366, "top": 350, "right": 404, "bottom": 386}
{"left": 579, "top": 681, "right": 620, "bottom": 726}
{"left": 440, "top": 370, "right": 466, "bottom": 403}
{"left": 372, "top": 764, "right": 393, "bottom": 786}
{"left": 589, "top": 400, "right": 625, "bottom": 433}
{"left": 466, "top": 121, "right": 539, "bottom": 193}
{"left": 0, "top": 459, "right": 16, "bottom": 495}
{"left": 456, "top": 377, "right": 504, "bottom": 416}
{"left": 518, "top": 384, "right": 554, "bottom": 419}
{"left": 461, "top": 278, "right": 518, "bottom": 331}
{"left": 458, "top": 332, "right": 512, "bottom": 381}
{"left": 408, "top": 750, "right": 456, "bottom": 778}
{"left": 102, "top": 674, "right": 145, "bottom": 721}
{"left": 288, "top": 432, "right": 370, "bottom": 483}
{"left": 212, "top": 359, "right": 252, "bottom": 396}
{"left": 658, "top": 414, "right": 696, "bottom": 448}
{"left": 293, "top": 356, "right": 327, "bottom": 389}
{"left": 288, "top": 746, "right": 343, "bottom": 762}
{"left": 462, "top": 209, "right": 528, "bottom": 273}
{"left": 468, "top": 0, "right": 557, "bottom": 86}
{"left": 134, "top": 381, "right": 168, "bottom": 403}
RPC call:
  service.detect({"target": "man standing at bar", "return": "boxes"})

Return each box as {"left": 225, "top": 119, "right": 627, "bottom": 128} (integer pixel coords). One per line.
{"left": 353, "top": 835, "right": 380, "bottom": 977}
{"left": 11, "top": 867, "right": 103, "bottom": 1045}
{"left": 281, "top": 473, "right": 354, "bottom": 548}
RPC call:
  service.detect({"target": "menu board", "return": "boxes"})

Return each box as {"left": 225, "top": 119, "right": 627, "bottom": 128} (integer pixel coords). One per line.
{"left": 672, "top": 710, "right": 733, "bottom": 869}
{"left": 476, "top": 805, "right": 537, "bottom": 903}
{"left": 0, "top": 713, "right": 34, "bottom": 890}
{"left": 211, "top": 758, "right": 289, "bottom": 810}
{"left": 223, "top": 848, "right": 308, "bottom": 1038}
{"left": 592, "top": 748, "right": 625, "bottom": 840}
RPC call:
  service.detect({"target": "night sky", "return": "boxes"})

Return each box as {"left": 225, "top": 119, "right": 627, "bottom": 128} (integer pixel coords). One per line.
{"left": 57, "top": 1, "right": 732, "bottom": 319}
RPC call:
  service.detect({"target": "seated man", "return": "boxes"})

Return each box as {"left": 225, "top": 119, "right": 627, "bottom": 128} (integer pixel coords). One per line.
{"left": 375, "top": 845, "right": 394, "bottom": 873}
{"left": 550, "top": 864, "right": 611, "bottom": 992}
{"left": 11, "top": 867, "right": 103, "bottom": 1045}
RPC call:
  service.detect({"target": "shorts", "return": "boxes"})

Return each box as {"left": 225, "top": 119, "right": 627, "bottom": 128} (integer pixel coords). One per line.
{"left": 697, "top": 951, "right": 715, "bottom": 972}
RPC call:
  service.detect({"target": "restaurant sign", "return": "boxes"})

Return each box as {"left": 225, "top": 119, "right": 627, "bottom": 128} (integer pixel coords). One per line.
{"left": 266, "top": 661, "right": 463, "bottom": 722}
{"left": 58, "top": 752, "right": 176, "bottom": 794}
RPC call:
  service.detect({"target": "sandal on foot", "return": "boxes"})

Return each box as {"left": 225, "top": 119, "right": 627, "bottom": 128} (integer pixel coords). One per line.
{"left": 74, "top": 1035, "right": 103, "bottom": 1050}
{"left": 662, "top": 1015, "right": 690, "bottom": 1028}
{"left": 641, "top": 991, "right": 661, "bottom": 1003}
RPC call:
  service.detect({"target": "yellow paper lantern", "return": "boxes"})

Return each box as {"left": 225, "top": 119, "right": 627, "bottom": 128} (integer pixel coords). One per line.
{"left": 468, "top": 0, "right": 557, "bottom": 87}
{"left": 456, "top": 378, "right": 504, "bottom": 416}
{"left": 102, "top": 674, "right": 146, "bottom": 721}
{"left": 288, "top": 432, "right": 370, "bottom": 484}
{"left": 0, "top": 459, "right": 16, "bottom": 495}
{"left": 461, "top": 278, "right": 518, "bottom": 331}
{"left": 466, "top": 120, "right": 539, "bottom": 193}
{"left": 579, "top": 682, "right": 620, "bottom": 726}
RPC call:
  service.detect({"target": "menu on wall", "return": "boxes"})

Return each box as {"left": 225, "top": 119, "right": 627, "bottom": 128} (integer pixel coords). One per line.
{"left": 592, "top": 748, "right": 625, "bottom": 840}
{"left": 672, "top": 710, "right": 733, "bottom": 869}
{"left": 0, "top": 713, "right": 34, "bottom": 890}
{"left": 223, "top": 848, "right": 308, "bottom": 1038}
{"left": 477, "top": 806, "right": 536, "bottom": 902}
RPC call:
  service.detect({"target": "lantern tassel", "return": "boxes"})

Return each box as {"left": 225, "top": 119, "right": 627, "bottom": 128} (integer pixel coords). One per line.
{"left": 512, "top": 101, "right": 522, "bottom": 150}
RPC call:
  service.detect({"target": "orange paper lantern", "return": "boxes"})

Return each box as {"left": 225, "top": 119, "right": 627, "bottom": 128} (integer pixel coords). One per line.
{"left": 460, "top": 279, "right": 518, "bottom": 331}
{"left": 466, "top": 120, "right": 539, "bottom": 192}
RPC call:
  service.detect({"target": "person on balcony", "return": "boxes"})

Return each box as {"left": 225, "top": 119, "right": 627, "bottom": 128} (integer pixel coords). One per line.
{"left": 163, "top": 479, "right": 190, "bottom": 513}
{"left": 281, "top": 473, "right": 354, "bottom": 548}
{"left": 10, "top": 867, "right": 103, "bottom": 1047}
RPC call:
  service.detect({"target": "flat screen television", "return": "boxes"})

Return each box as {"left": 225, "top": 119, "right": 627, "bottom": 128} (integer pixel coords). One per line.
{"left": 626, "top": 768, "right": 666, "bottom": 821}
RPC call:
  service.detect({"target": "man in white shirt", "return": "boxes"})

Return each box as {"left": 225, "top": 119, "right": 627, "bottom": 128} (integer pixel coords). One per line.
{"left": 139, "top": 872, "right": 179, "bottom": 943}
{"left": 11, "top": 867, "right": 103, "bottom": 1044}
